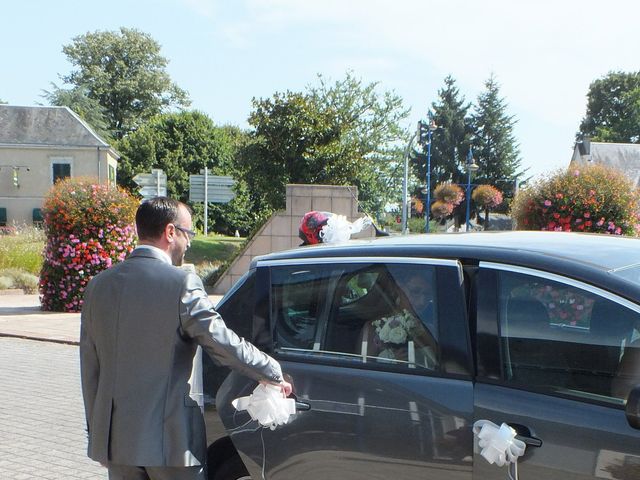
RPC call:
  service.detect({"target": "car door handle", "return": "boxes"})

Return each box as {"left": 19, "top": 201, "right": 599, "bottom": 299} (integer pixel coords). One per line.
{"left": 509, "top": 423, "right": 543, "bottom": 448}
{"left": 295, "top": 400, "right": 311, "bottom": 411}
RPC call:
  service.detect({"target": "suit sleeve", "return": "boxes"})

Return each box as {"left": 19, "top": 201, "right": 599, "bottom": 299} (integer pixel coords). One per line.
{"left": 178, "top": 273, "right": 283, "bottom": 383}
{"left": 79, "top": 280, "right": 99, "bottom": 434}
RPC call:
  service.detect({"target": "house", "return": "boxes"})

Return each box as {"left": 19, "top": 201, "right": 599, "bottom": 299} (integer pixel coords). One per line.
{"left": 570, "top": 137, "right": 640, "bottom": 188}
{"left": 0, "top": 105, "right": 119, "bottom": 226}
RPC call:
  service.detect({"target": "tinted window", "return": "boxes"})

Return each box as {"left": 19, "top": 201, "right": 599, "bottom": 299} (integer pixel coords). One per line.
{"left": 498, "top": 270, "right": 640, "bottom": 403}
{"left": 272, "top": 262, "right": 439, "bottom": 371}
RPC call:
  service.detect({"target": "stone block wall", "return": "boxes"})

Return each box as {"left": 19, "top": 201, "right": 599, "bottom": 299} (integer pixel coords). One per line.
{"left": 212, "top": 184, "right": 370, "bottom": 294}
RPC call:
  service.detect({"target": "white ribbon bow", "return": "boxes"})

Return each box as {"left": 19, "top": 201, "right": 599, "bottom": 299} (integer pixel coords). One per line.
{"left": 472, "top": 420, "right": 526, "bottom": 467}
{"left": 320, "top": 215, "right": 372, "bottom": 243}
{"left": 232, "top": 384, "right": 296, "bottom": 430}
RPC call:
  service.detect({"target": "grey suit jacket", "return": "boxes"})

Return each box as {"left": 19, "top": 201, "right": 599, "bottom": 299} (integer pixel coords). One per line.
{"left": 80, "top": 248, "right": 282, "bottom": 467}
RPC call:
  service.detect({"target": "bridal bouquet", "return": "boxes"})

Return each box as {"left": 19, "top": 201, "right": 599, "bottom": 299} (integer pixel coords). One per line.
{"left": 372, "top": 310, "right": 418, "bottom": 345}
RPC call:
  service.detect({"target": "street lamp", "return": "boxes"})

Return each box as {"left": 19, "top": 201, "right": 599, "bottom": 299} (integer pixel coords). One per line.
{"left": 422, "top": 111, "right": 437, "bottom": 233}
{"left": 465, "top": 147, "right": 479, "bottom": 232}
{"left": 401, "top": 130, "right": 419, "bottom": 234}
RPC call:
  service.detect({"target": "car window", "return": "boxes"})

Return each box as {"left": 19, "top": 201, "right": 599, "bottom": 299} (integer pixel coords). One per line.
{"left": 271, "top": 262, "right": 439, "bottom": 371}
{"left": 498, "top": 270, "right": 640, "bottom": 403}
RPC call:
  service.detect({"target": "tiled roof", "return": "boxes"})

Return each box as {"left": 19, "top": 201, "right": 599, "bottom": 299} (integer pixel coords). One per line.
{"left": 0, "top": 105, "right": 110, "bottom": 147}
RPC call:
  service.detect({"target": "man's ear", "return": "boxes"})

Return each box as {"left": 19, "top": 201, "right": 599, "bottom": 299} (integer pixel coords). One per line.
{"left": 165, "top": 223, "right": 176, "bottom": 243}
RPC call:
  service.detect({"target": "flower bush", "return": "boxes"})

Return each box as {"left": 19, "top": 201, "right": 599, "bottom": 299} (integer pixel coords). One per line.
{"left": 431, "top": 182, "right": 464, "bottom": 221}
{"left": 512, "top": 164, "right": 640, "bottom": 235}
{"left": 430, "top": 200, "right": 454, "bottom": 219}
{"left": 39, "top": 177, "right": 139, "bottom": 312}
{"left": 472, "top": 185, "right": 503, "bottom": 209}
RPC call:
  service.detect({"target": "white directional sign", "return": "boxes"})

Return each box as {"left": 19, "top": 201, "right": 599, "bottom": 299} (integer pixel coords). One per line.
{"left": 189, "top": 175, "right": 235, "bottom": 203}
{"left": 133, "top": 169, "right": 167, "bottom": 199}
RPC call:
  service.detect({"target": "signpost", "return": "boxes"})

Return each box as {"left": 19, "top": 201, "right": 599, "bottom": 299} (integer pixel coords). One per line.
{"left": 133, "top": 169, "right": 167, "bottom": 200}
{"left": 189, "top": 168, "right": 235, "bottom": 235}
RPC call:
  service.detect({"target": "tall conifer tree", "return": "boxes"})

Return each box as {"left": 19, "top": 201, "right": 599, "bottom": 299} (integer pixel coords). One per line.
{"left": 470, "top": 75, "right": 522, "bottom": 194}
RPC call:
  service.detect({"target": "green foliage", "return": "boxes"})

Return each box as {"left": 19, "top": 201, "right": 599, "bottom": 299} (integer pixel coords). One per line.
{"left": 117, "top": 111, "right": 258, "bottom": 234}
{"left": 241, "top": 72, "right": 409, "bottom": 216}
{"left": 511, "top": 164, "right": 640, "bottom": 235}
{"left": 58, "top": 27, "right": 190, "bottom": 138}
{"left": 471, "top": 75, "right": 523, "bottom": 190}
{"left": 0, "top": 226, "right": 44, "bottom": 275}
{"left": 473, "top": 185, "right": 503, "bottom": 209}
{"left": 40, "top": 177, "right": 139, "bottom": 311}
{"left": 578, "top": 71, "right": 640, "bottom": 143}
{"left": 42, "top": 84, "right": 112, "bottom": 140}
{"left": 414, "top": 76, "right": 471, "bottom": 186}
{"left": 0, "top": 268, "right": 39, "bottom": 293}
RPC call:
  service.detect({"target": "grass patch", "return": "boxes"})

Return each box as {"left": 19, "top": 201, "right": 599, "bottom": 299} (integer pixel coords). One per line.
{"left": 0, "top": 227, "right": 45, "bottom": 275}
{"left": 184, "top": 234, "right": 245, "bottom": 287}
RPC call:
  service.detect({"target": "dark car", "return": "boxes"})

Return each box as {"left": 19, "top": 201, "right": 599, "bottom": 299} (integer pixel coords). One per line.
{"left": 203, "top": 231, "right": 640, "bottom": 480}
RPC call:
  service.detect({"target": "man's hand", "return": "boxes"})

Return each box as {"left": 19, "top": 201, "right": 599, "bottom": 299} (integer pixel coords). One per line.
{"left": 260, "top": 379, "right": 292, "bottom": 397}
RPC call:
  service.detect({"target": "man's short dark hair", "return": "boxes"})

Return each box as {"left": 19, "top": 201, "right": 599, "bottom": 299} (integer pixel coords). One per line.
{"left": 135, "top": 197, "right": 190, "bottom": 240}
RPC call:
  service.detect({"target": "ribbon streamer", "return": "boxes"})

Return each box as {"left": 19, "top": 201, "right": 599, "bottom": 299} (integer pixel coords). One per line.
{"left": 472, "top": 420, "right": 526, "bottom": 467}
{"left": 319, "top": 215, "right": 372, "bottom": 244}
{"left": 232, "top": 384, "right": 296, "bottom": 430}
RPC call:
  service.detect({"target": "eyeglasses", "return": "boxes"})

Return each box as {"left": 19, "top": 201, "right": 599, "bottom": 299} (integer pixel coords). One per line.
{"left": 175, "top": 225, "right": 196, "bottom": 240}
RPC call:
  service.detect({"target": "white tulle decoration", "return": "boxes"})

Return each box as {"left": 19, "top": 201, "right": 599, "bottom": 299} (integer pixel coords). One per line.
{"left": 232, "top": 384, "right": 296, "bottom": 430}
{"left": 473, "top": 420, "right": 526, "bottom": 467}
{"left": 319, "top": 215, "right": 372, "bottom": 244}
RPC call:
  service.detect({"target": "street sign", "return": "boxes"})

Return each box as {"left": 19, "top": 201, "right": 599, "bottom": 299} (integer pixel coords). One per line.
{"left": 133, "top": 169, "right": 167, "bottom": 200}
{"left": 139, "top": 185, "right": 167, "bottom": 198}
{"left": 189, "top": 175, "right": 235, "bottom": 203}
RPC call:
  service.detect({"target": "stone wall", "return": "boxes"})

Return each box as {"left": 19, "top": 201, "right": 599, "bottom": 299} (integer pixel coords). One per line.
{"left": 212, "top": 184, "right": 369, "bottom": 294}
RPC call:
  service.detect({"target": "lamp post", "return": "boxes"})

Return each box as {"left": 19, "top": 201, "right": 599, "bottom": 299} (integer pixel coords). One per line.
{"left": 465, "top": 147, "right": 479, "bottom": 232}
{"left": 401, "top": 130, "right": 419, "bottom": 234}
{"left": 424, "top": 111, "right": 437, "bottom": 233}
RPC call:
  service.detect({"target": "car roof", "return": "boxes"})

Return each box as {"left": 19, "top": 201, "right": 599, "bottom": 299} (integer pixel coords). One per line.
{"left": 258, "top": 231, "right": 640, "bottom": 273}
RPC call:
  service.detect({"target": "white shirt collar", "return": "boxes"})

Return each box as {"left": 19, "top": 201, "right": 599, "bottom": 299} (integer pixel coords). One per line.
{"left": 134, "top": 244, "right": 173, "bottom": 265}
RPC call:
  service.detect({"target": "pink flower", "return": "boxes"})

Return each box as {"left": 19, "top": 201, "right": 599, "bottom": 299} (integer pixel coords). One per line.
{"left": 544, "top": 200, "right": 552, "bottom": 207}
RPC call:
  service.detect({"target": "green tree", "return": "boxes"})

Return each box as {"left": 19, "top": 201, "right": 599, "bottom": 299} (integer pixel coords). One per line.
{"left": 413, "top": 76, "right": 471, "bottom": 187}
{"left": 117, "top": 111, "right": 257, "bottom": 234}
{"left": 578, "top": 71, "right": 640, "bottom": 143}
{"left": 42, "top": 84, "right": 112, "bottom": 140}
{"left": 57, "top": 27, "right": 190, "bottom": 138}
{"left": 470, "top": 74, "right": 523, "bottom": 195}
{"left": 241, "top": 72, "right": 409, "bottom": 215}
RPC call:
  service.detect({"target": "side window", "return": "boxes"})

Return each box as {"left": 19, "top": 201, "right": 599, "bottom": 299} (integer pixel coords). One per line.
{"left": 498, "top": 270, "right": 640, "bottom": 403}
{"left": 272, "top": 266, "right": 327, "bottom": 351}
{"left": 272, "top": 262, "right": 439, "bottom": 371}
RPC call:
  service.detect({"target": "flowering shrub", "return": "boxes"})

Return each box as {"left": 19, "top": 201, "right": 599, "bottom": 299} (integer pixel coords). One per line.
{"left": 472, "top": 185, "right": 503, "bottom": 209}
{"left": 431, "top": 200, "right": 454, "bottom": 219}
{"left": 434, "top": 183, "right": 464, "bottom": 206}
{"left": 39, "top": 177, "right": 139, "bottom": 312}
{"left": 431, "top": 182, "right": 464, "bottom": 221}
{"left": 512, "top": 165, "right": 640, "bottom": 235}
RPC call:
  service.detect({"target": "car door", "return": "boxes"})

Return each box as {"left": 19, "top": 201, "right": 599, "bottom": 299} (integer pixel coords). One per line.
{"left": 217, "top": 257, "right": 474, "bottom": 480}
{"left": 474, "top": 262, "right": 640, "bottom": 480}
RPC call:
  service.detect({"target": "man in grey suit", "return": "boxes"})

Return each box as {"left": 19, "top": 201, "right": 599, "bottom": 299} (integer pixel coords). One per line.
{"left": 80, "top": 197, "right": 292, "bottom": 480}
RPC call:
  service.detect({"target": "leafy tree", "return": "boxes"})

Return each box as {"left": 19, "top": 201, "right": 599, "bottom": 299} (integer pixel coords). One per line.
{"left": 241, "top": 73, "right": 409, "bottom": 215}
{"left": 470, "top": 74, "right": 523, "bottom": 195}
{"left": 0, "top": 99, "right": 7, "bottom": 104}
{"left": 56, "top": 27, "right": 190, "bottom": 138}
{"left": 413, "top": 76, "right": 471, "bottom": 188}
{"left": 42, "top": 84, "right": 112, "bottom": 140}
{"left": 578, "top": 71, "right": 640, "bottom": 143}
{"left": 117, "top": 111, "right": 257, "bottom": 234}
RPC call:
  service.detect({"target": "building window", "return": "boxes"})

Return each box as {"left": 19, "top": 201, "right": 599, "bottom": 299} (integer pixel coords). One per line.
{"left": 50, "top": 158, "right": 72, "bottom": 184}
{"left": 108, "top": 164, "right": 116, "bottom": 187}
{"left": 32, "top": 208, "right": 43, "bottom": 226}
{"left": 0, "top": 208, "right": 6, "bottom": 226}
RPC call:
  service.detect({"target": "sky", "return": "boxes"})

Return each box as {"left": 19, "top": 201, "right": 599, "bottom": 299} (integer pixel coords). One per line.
{"left": 3, "top": 0, "right": 640, "bottom": 180}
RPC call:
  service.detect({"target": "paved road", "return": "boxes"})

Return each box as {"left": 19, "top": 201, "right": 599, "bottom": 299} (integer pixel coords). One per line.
{"left": 0, "top": 337, "right": 106, "bottom": 479}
